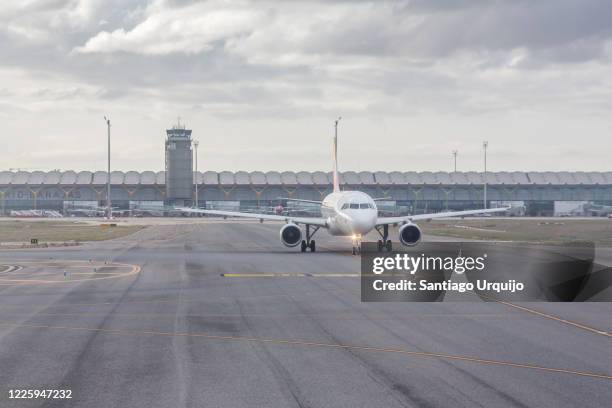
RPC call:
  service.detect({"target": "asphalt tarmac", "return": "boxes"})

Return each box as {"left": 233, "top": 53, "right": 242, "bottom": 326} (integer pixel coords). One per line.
{"left": 0, "top": 221, "right": 610, "bottom": 407}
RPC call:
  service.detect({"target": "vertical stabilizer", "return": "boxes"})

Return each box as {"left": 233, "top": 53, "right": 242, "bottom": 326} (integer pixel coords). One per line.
{"left": 333, "top": 118, "right": 341, "bottom": 193}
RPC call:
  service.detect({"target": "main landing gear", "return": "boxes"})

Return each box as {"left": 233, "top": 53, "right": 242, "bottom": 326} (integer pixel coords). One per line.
{"left": 301, "top": 225, "right": 319, "bottom": 252}
{"left": 375, "top": 224, "right": 393, "bottom": 252}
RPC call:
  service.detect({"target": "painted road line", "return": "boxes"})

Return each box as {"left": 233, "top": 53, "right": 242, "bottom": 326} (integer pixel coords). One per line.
{"left": 495, "top": 299, "right": 611, "bottom": 337}
{"left": 221, "top": 273, "right": 359, "bottom": 277}
{"left": 0, "top": 262, "right": 141, "bottom": 284}
{"left": 0, "top": 320, "right": 609, "bottom": 381}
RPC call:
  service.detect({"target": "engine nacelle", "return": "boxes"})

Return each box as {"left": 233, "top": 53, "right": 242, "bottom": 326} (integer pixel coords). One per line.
{"left": 280, "top": 224, "right": 302, "bottom": 247}
{"left": 399, "top": 223, "right": 422, "bottom": 246}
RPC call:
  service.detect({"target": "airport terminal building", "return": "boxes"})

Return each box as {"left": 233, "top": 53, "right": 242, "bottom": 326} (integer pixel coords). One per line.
{"left": 2, "top": 122, "right": 611, "bottom": 217}
{"left": 1, "top": 170, "right": 611, "bottom": 216}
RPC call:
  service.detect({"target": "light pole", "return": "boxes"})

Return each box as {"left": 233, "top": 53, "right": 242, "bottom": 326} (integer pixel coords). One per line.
{"left": 193, "top": 139, "right": 199, "bottom": 208}
{"left": 333, "top": 117, "right": 341, "bottom": 191}
{"left": 452, "top": 150, "right": 458, "bottom": 172}
{"left": 104, "top": 116, "right": 111, "bottom": 219}
{"left": 483, "top": 141, "right": 488, "bottom": 209}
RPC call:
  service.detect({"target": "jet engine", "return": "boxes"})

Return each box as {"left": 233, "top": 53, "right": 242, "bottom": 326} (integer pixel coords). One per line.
{"left": 399, "top": 223, "right": 422, "bottom": 246}
{"left": 280, "top": 224, "right": 302, "bottom": 247}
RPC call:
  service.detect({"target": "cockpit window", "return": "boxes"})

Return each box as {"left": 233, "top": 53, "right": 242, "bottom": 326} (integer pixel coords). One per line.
{"left": 342, "top": 203, "right": 373, "bottom": 210}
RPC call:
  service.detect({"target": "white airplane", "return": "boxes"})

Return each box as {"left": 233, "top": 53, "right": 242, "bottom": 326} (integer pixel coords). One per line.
{"left": 178, "top": 121, "right": 508, "bottom": 254}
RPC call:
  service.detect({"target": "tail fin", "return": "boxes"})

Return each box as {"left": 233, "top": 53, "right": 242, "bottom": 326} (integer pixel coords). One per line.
{"left": 332, "top": 118, "right": 341, "bottom": 192}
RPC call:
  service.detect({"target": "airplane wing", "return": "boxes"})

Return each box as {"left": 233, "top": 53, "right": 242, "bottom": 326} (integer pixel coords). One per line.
{"left": 376, "top": 207, "right": 510, "bottom": 226}
{"left": 176, "top": 207, "right": 328, "bottom": 227}
{"left": 277, "top": 198, "right": 322, "bottom": 205}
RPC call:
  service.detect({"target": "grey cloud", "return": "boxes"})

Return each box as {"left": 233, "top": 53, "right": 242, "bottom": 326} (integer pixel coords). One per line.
{"left": 0, "top": 1, "right": 611, "bottom": 136}
{"left": 401, "top": 0, "right": 612, "bottom": 65}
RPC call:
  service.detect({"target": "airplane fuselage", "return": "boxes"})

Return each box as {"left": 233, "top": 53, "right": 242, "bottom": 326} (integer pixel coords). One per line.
{"left": 321, "top": 191, "right": 378, "bottom": 236}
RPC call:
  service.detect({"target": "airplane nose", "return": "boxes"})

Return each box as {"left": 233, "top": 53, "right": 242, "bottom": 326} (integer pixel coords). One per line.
{"left": 349, "top": 212, "right": 377, "bottom": 234}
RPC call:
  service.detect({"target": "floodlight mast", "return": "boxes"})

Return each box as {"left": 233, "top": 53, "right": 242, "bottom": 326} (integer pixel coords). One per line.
{"left": 483, "top": 141, "right": 488, "bottom": 209}
{"left": 193, "top": 139, "right": 199, "bottom": 208}
{"left": 104, "top": 116, "right": 111, "bottom": 219}
{"left": 332, "top": 117, "right": 342, "bottom": 192}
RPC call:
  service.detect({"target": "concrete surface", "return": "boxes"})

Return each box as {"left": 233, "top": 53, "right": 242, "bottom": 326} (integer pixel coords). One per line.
{"left": 0, "top": 221, "right": 610, "bottom": 407}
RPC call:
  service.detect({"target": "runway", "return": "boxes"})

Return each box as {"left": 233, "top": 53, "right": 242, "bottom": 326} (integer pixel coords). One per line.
{"left": 0, "top": 221, "right": 610, "bottom": 407}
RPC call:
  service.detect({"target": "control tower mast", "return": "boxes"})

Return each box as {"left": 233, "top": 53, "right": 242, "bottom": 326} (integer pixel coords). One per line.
{"left": 165, "top": 119, "right": 193, "bottom": 206}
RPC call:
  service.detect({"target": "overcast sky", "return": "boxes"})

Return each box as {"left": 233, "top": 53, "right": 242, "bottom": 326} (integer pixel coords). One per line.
{"left": 1, "top": 0, "right": 611, "bottom": 172}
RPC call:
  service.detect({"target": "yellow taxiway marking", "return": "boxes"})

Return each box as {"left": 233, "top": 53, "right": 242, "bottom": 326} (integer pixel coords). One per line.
{"left": 494, "top": 299, "right": 611, "bottom": 337}
{"left": 0, "top": 262, "right": 141, "bottom": 284}
{"left": 0, "top": 289, "right": 325, "bottom": 307}
{"left": 0, "top": 320, "right": 609, "bottom": 381}
{"left": 0, "top": 310, "right": 515, "bottom": 319}
{"left": 221, "top": 273, "right": 359, "bottom": 277}
{"left": 59, "top": 272, "right": 123, "bottom": 275}
{"left": 8, "top": 265, "right": 124, "bottom": 268}
{"left": 0, "top": 271, "right": 121, "bottom": 276}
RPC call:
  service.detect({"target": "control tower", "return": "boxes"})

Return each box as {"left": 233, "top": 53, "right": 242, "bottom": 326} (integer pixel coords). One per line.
{"left": 165, "top": 120, "right": 193, "bottom": 206}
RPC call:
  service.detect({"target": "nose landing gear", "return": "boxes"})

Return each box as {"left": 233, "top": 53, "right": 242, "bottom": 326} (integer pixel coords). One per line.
{"left": 351, "top": 234, "right": 362, "bottom": 255}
